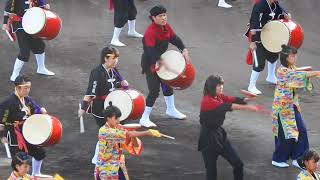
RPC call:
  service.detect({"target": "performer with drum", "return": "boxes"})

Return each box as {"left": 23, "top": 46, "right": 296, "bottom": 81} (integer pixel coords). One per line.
{"left": 0, "top": 76, "right": 52, "bottom": 178}
{"left": 78, "top": 46, "right": 128, "bottom": 164}
{"left": 271, "top": 45, "right": 320, "bottom": 168}
{"left": 95, "top": 102, "right": 161, "bottom": 180}
{"left": 109, "top": 0, "right": 143, "bottom": 46}
{"left": 198, "top": 74, "right": 269, "bottom": 180}
{"left": 2, "top": 0, "right": 55, "bottom": 81}
{"left": 139, "top": 5, "right": 190, "bottom": 127}
{"left": 247, "top": 0, "right": 290, "bottom": 94}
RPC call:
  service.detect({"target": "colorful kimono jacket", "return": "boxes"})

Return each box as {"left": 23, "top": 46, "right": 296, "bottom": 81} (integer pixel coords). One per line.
{"left": 95, "top": 125, "right": 143, "bottom": 180}
{"left": 297, "top": 170, "right": 320, "bottom": 180}
{"left": 272, "top": 66, "right": 310, "bottom": 140}
{"left": 7, "top": 172, "right": 32, "bottom": 180}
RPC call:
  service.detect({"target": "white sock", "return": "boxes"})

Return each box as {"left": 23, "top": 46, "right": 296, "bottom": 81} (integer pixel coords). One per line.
{"left": 128, "top": 20, "right": 136, "bottom": 34}
{"left": 111, "top": 27, "right": 122, "bottom": 42}
{"left": 164, "top": 95, "right": 176, "bottom": 111}
{"left": 35, "top": 52, "right": 46, "bottom": 70}
{"left": 91, "top": 141, "right": 99, "bottom": 165}
{"left": 249, "top": 70, "right": 260, "bottom": 88}
{"left": 32, "top": 158, "right": 42, "bottom": 175}
{"left": 140, "top": 106, "right": 152, "bottom": 122}
{"left": 10, "top": 58, "right": 25, "bottom": 81}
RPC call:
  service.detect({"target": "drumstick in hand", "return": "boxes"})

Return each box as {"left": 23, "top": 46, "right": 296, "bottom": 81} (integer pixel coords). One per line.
{"left": 79, "top": 103, "right": 85, "bottom": 133}
{"left": 4, "top": 143, "right": 12, "bottom": 159}
{"left": 252, "top": 49, "right": 259, "bottom": 68}
{"left": 160, "top": 133, "right": 175, "bottom": 140}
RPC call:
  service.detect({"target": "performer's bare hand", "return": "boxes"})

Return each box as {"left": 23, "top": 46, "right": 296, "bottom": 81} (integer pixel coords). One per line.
{"left": 40, "top": 107, "right": 47, "bottom": 114}
{"left": 2, "top": 24, "right": 9, "bottom": 31}
{"left": 249, "top": 42, "right": 257, "bottom": 50}
{"left": 284, "top": 13, "right": 291, "bottom": 20}
{"left": 182, "top": 49, "right": 191, "bottom": 62}
{"left": 1, "top": 137, "right": 8, "bottom": 144}
{"left": 121, "top": 80, "right": 129, "bottom": 87}
{"left": 78, "top": 109, "right": 85, "bottom": 118}
{"left": 44, "top": 4, "right": 50, "bottom": 10}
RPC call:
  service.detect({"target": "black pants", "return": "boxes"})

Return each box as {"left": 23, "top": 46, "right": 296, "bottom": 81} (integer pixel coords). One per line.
{"left": 201, "top": 140, "right": 244, "bottom": 180}
{"left": 113, "top": 0, "right": 137, "bottom": 28}
{"left": 253, "top": 42, "right": 278, "bottom": 72}
{"left": 9, "top": 142, "right": 46, "bottom": 161}
{"left": 16, "top": 29, "right": 45, "bottom": 62}
{"left": 145, "top": 70, "right": 173, "bottom": 107}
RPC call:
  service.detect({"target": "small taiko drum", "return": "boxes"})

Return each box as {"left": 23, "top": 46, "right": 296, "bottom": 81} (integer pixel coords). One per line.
{"left": 104, "top": 89, "right": 145, "bottom": 121}
{"left": 261, "top": 19, "right": 304, "bottom": 53}
{"left": 122, "top": 123, "right": 142, "bottom": 131}
{"left": 22, "top": 7, "right": 62, "bottom": 40}
{"left": 22, "top": 114, "right": 62, "bottom": 146}
{"left": 156, "top": 50, "right": 195, "bottom": 90}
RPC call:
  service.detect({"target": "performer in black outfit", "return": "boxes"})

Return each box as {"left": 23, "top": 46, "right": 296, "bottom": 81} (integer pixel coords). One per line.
{"left": 2, "top": 0, "right": 55, "bottom": 81}
{"left": 78, "top": 46, "right": 128, "bottom": 165}
{"left": 139, "top": 5, "right": 190, "bottom": 128}
{"left": 198, "top": 75, "right": 266, "bottom": 180}
{"left": 0, "top": 76, "right": 51, "bottom": 178}
{"left": 109, "top": 0, "right": 143, "bottom": 46}
{"left": 247, "top": 0, "right": 290, "bottom": 94}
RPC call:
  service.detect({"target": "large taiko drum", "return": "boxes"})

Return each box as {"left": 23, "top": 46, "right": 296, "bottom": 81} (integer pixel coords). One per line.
{"left": 22, "top": 114, "right": 62, "bottom": 146}
{"left": 104, "top": 89, "right": 145, "bottom": 121}
{"left": 22, "top": 7, "right": 62, "bottom": 40}
{"left": 261, "top": 19, "right": 304, "bottom": 53}
{"left": 156, "top": 50, "right": 195, "bottom": 90}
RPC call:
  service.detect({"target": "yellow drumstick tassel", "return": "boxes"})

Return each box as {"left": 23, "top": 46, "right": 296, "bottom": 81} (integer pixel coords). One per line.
{"left": 54, "top": 174, "right": 64, "bottom": 180}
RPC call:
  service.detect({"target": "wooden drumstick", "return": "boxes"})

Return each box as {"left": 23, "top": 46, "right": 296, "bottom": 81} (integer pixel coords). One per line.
{"left": 160, "top": 133, "right": 175, "bottom": 140}
{"left": 252, "top": 49, "right": 259, "bottom": 68}
{"left": 79, "top": 103, "right": 85, "bottom": 133}
{"left": 4, "top": 143, "right": 12, "bottom": 159}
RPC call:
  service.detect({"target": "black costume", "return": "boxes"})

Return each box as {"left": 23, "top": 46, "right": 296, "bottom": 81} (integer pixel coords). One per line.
{"left": 112, "top": 0, "right": 137, "bottom": 28}
{"left": 249, "top": 0, "right": 286, "bottom": 72}
{"left": 0, "top": 94, "right": 45, "bottom": 160}
{"left": 85, "top": 65, "right": 123, "bottom": 127}
{"left": 141, "top": 22, "right": 185, "bottom": 107}
{"left": 198, "top": 94, "right": 246, "bottom": 180}
{"left": 3, "top": 0, "right": 46, "bottom": 62}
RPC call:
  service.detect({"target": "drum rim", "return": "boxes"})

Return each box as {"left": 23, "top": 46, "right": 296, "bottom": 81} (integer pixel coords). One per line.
{"left": 261, "top": 20, "right": 290, "bottom": 53}
{"left": 157, "top": 50, "right": 187, "bottom": 81}
{"left": 22, "top": 7, "right": 47, "bottom": 35}
{"left": 23, "top": 114, "right": 53, "bottom": 145}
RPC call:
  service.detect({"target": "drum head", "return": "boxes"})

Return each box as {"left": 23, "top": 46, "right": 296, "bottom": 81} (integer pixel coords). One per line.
{"left": 22, "top": 114, "right": 52, "bottom": 145}
{"left": 104, "top": 90, "right": 134, "bottom": 121}
{"left": 157, "top": 50, "right": 186, "bottom": 80}
{"left": 22, "top": 7, "right": 46, "bottom": 35}
{"left": 261, "top": 21, "right": 290, "bottom": 53}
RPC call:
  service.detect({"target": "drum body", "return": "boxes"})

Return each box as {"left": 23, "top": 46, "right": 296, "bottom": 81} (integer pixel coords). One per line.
{"left": 22, "top": 7, "right": 62, "bottom": 40}
{"left": 22, "top": 114, "right": 62, "bottom": 146}
{"left": 261, "top": 19, "right": 304, "bottom": 53}
{"left": 104, "top": 89, "right": 145, "bottom": 121}
{"left": 156, "top": 50, "right": 195, "bottom": 90}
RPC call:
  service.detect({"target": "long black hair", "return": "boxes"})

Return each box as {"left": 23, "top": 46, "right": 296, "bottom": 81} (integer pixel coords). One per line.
{"left": 280, "top": 44, "right": 298, "bottom": 68}
{"left": 100, "top": 46, "right": 119, "bottom": 64}
{"left": 203, "top": 75, "right": 224, "bottom": 97}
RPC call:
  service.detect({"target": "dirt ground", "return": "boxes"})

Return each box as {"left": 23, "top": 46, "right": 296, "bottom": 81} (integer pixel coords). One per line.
{"left": 1, "top": 0, "right": 320, "bottom": 179}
